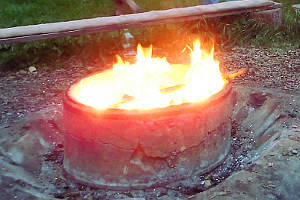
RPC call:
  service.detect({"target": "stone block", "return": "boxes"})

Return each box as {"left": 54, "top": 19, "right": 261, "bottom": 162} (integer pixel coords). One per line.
{"left": 250, "top": 6, "right": 282, "bottom": 27}
{"left": 292, "top": 4, "right": 300, "bottom": 13}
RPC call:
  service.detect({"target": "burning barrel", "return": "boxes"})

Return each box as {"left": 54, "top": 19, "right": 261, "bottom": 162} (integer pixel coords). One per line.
{"left": 63, "top": 41, "right": 236, "bottom": 189}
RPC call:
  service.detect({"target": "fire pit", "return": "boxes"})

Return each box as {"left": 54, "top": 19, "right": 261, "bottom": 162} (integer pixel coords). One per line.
{"left": 63, "top": 41, "right": 237, "bottom": 189}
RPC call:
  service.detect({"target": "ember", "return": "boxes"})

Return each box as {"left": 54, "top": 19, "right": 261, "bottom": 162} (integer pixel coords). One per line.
{"left": 69, "top": 40, "right": 228, "bottom": 110}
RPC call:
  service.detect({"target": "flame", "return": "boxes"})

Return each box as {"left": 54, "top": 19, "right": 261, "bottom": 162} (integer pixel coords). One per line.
{"left": 70, "top": 40, "right": 229, "bottom": 110}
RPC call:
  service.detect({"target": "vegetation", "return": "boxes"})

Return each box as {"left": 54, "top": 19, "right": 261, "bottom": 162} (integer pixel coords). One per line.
{"left": 0, "top": 0, "right": 299, "bottom": 70}
{"left": 0, "top": 0, "right": 201, "bottom": 28}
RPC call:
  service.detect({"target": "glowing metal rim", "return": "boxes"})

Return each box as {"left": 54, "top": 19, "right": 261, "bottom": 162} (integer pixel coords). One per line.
{"left": 64, "top": 73, "right": 232, "bottom": 119}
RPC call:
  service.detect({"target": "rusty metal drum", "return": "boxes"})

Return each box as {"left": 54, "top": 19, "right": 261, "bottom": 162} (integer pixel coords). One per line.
{"left": 63, "top": 82, "right": 235, "bottom": 189}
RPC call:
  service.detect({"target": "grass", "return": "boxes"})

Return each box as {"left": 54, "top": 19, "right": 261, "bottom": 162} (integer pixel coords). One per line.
{"left": 0, "top": 0, "right": 299, "bottom": 70}
{"left": 0, "top": 0, "right": 114, "bottom": 28}
{"left": 0, "top": 0, "right": 201, "bottom": 28}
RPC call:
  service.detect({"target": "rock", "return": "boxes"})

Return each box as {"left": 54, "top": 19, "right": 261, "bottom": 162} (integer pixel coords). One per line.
{"left": 1, "top": 105, "right": 63, "bottom": 173}
{"left": 0, "top": 157, "right": 40, "bottom": 188}
{"left": 248, "top": 92, "right": 267, "bottom": 108}
{"left": 204, "top": 180, "right": 212, "bottom": 187}
{"left": 241, "top": 96, "right": 281, "bottom": 142}
{"left": 29, "top": 106, "right": 64, "bottom": 145}
{"left": 250, "top": 3, "right": 282, "bottom": 27}
{"left": 130, "top": 190, "right": 146, "bottom": 198}
{"left": 190, "top": 137, "right": 300, "bottom": 200}
{"left": 6, "top": 132, "right": 47, "bottom": 173}
{"left": 293, "top": 129, "right": 300, "bottom": 133}
{"left": 293, "top": 4, "right": 300, "bottom": 13}
{"left": 268, "top": 162, "right": 274, "bottom": 167}
{"left": 28, "top": 66, "right": 37, "bottom": 73}
{"left": 18, "top": 69, "right": 27, "bottom": 75}
{"left": 248, "top": 68, "right": 255, "bottom": 75}
{"left": 291, "top": 149, "right": 298, "bottom": 155}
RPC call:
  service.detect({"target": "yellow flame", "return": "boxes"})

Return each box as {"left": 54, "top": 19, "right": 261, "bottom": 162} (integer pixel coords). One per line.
{"left": 70, "top": 40, "right": 228, "bottom": 110}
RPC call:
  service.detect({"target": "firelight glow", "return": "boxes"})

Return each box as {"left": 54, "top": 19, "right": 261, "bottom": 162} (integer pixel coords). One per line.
{"left": 70, "top": 40, "right": 228, "bottom": 110}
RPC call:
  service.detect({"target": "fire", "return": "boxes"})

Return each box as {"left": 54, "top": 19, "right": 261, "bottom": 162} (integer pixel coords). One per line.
{"left": 70, "top": 40, "right": 229, "bottom": 110}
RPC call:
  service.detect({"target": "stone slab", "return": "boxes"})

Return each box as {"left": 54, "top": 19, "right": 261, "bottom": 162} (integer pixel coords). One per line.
{"left": 293, "top": 4, "right": 300, "bottom": 12}
{"left": 250, "top": 6, "right": 282, "bottom": 26}
{"left": 188, "top": 120, "right": 300, "bottom": 200}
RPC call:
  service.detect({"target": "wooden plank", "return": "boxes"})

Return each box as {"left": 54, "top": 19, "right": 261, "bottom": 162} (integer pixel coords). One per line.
{"left": 0, "top": 0, "right": 275, "bottom": 45}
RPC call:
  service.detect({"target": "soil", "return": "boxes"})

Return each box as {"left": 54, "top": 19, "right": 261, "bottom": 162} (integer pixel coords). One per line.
{"left": 0, "top": 46, "right": 299, "bottom": 126}
{"left": 0, "top": 46, "right": 299, "bottom": 200}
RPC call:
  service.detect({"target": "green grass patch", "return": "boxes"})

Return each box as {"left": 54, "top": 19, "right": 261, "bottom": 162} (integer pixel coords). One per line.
{"left": 0, "top": 0, "right": 299, "bottom": 70}
{"left": 0, "top": 0, "right": 201, "bottom": 28}
{"left": 0, "top": 0, "right": 115, "bottom": 28}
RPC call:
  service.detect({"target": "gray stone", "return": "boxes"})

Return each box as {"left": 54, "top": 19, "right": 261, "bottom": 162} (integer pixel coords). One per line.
{"left": 250, "top": 7, "right": 282, "bottom": 26}
{"left": 291, "top": 149, "right": 298, "bottom": 155}
{"left": 0, "top": 157, "right": 40, "bottom": 188}
{"left": 6, "top": 133, "right": 46, "bottom": 173}
{"left": 293, "top": 4, "right": 300, "bottom": 12}
{"left": 18, "top": 69, "right": 27, "bottom": 75}
{"left": 0, "top": 106, "right": 63, "bottom": 174}
{"left": 267, "top": 162, "right": 274, "bottom": 167}
{"left": 204, "top": 180, "right": 212, "bottom": 187}
{"left": 188, "top": 131, "right": 300, "bottom": 200}
{"left": 28, "top": 66, "right": 37, "bottom": 73}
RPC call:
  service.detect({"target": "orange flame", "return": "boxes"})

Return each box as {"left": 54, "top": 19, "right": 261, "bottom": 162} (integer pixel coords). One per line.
{"left": 70, "top": 40, "right": 229, "bottom": 110}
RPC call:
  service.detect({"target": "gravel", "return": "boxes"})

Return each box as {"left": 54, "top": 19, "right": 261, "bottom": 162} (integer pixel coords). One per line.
{"left": 1, "top": 46, "right": 299, "bottom": 126}
{"left": 0, "top": 45, "right": 299, "bottom": 199}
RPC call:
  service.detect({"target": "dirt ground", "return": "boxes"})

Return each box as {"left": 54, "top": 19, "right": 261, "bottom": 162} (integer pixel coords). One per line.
{"left": 0, "top": 46, "right": 299, "bottom": 199}
{"left": 0, "top": 46, "right": 299, "bottom": 126}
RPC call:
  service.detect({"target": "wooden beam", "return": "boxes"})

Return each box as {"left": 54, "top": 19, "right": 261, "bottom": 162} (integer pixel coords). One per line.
{"left": 0, "top": 0, "right": 275, "bottom": 45}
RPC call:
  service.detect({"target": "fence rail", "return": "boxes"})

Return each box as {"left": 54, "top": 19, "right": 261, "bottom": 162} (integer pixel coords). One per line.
{"left": 0, "top": 0, "right": 276, "bottom": 44}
